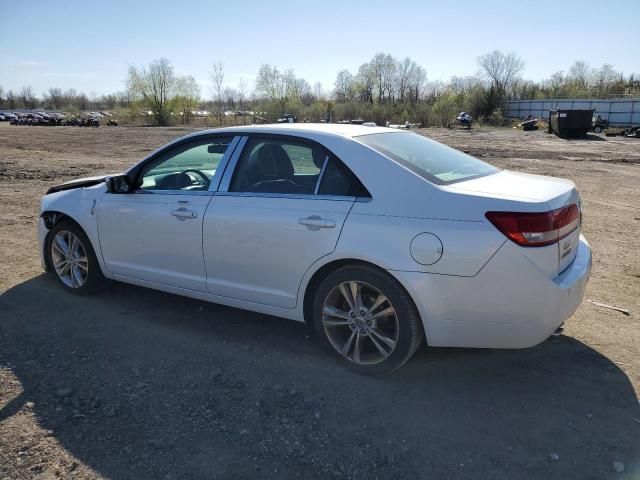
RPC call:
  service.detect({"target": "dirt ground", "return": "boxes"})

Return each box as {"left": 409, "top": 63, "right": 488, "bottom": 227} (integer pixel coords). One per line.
{"left": 1, "top": 123, "right": 638, "bottom": 479}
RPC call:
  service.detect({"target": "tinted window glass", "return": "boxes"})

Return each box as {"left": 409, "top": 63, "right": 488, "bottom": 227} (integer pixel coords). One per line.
{"left": 357, "top": 132, "right": 497, "bottom": 184}
{"left": 318, "top": 158, "right": 367, "bottom": 197}
{"left": 139, "top": 137, "right": 232, "bottom": 191}
{"left": 230, "top": 138, "right": 324, "bottom": 194}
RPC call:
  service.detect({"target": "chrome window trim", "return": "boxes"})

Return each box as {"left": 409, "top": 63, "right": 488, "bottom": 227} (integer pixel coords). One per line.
{"left": 214, "top": 191, "right": 357, "bottom": 202}
{"left": 129, "top": 189, "right": 214, "bottom": 197}
{"left": 313, "top": 155, "right": 330, "bottom": 195}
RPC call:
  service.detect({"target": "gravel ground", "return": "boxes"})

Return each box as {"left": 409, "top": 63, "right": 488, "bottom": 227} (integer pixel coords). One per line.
{"left": 0, "top": 123, "right": 638, "bottom": 479}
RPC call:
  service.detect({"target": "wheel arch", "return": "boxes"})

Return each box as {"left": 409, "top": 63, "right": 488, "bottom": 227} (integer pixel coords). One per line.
{"left": 301, "top": 258, "right": 425, "bottom": 342}
{"left": 40, "top": 210, "right": 104, "bottom": 274}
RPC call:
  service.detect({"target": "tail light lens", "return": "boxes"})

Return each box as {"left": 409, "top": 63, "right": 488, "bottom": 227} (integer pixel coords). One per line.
{"left": 486, "top": 204, "right": 580, "bottom": 247}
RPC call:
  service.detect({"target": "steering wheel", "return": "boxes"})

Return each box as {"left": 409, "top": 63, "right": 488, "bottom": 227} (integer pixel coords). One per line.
{"left": 180, "top": 169, "right": 210, "bottom": 188}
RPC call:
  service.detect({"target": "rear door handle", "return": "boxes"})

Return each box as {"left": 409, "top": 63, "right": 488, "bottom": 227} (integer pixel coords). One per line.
{"left": 170, "top": 208, "right": 198, "bottom": 219}
{"left": 298, "top": 215, "right": 336, "bottom": 230}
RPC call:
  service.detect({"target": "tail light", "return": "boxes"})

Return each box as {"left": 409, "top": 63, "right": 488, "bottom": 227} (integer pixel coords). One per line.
{"left": 486, "top": 204, "right": 580, "bottom": 247}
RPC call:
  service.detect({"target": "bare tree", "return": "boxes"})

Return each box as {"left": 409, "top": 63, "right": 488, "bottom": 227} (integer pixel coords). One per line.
{"left": 477, "top": 50, "right": 525, "bottom": 100}
{"left": 238, "top": 76, "right": 247, "bottom": 113}
{"left": 6, "top": 90, "right": 17, "bottom": 109}
{"left": 371, "top": 53, "right": 397, "bottom": 103}
{"left": 355, "top": 63, "right": 375, "bottom": 103}
{"left": 543, "top": 71, "right": 567, "bottom": 97}
{"left": 313, "top": 82, "right": 324, "bottom": 101}
{"left": 210, "top": 60, "right": 224, "bottom": 120}
{"left": 255, "top": 64, "right": 289, "bottom": 116}
{"left": 591, "top": 64, "right": 620, "bottom": 97}
{"left": 175, "top": 75, "right": 200, "bottom": 124}
{"left": 19, "top": 86, "right": 37, "bottom": 109}
{"left": 46, "top": 88, "right": 63, "bottom": 110}
{"left": 127, "top": 58, "right": 177, "bottom": 125}
{"left": 397, "top": 57, "right": 416, "bottom": 102}
{"left": 404, "top": 61, "right": 426, "bottom": 104}
{"left": 568, "top": 61, "right": 592, "bottom": 90}
{"left": 289, "top": 76, "right": 313, "bottom": 105}
{"left": 334, "top": 70, "right": 354, "bottom": 102}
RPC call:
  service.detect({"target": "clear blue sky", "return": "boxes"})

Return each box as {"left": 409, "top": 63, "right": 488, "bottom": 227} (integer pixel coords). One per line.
{"left": 1, "top": 0, "right": 638, "bottom": 97}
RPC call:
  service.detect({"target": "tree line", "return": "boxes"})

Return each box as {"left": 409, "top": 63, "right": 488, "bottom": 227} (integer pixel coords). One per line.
{"left": 1, "top": 50, "right": 638, "bottom": 126}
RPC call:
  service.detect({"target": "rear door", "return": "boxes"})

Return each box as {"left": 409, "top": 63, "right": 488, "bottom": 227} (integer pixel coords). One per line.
{"left": 203, "top": 135, "right": 366, "bottom": 308}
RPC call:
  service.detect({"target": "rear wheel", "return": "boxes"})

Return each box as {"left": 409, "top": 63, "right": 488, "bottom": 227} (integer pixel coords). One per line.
{"left": 593, "top": 126, "right": 602, "bottom": 133}
{"left": 312, "top": 265, "right": 423, "bottom": 375}
{"left": 46, "top": 220, "right": 105, "bottom": 294}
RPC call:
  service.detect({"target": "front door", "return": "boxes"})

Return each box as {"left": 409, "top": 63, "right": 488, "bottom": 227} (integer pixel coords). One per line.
{"left": 97, "top": 136, "right": 236, "bottom": 292}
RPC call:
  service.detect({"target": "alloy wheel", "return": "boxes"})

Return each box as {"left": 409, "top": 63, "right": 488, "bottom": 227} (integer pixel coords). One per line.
{"left": 51, "top": 230, "right": 89, "bottom": 288}
{"left": 322, "top": 281, "right": 399, "bottom": 365}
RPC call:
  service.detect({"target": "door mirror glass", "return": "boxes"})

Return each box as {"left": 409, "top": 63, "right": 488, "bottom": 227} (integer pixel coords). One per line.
{"left": 105, "top": 175, "right": 132, "bottom": 194}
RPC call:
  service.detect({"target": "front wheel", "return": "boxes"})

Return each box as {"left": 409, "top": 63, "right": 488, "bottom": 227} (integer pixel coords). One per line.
{"left": 312, "top": 265, "right": 423, "bottom": 375}
{"left": 46, "top": 220, "right": 105, "bottom": 294}
{"left": 593, "top": 126, "right": 602, "bottom": 133}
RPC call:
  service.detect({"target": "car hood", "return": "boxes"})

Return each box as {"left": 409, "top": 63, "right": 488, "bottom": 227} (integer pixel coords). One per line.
{"left": 46, "top": 174, "right": 112, "bottom": 195}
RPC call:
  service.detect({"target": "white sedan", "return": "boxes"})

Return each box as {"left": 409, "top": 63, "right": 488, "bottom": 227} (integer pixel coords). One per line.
{"left": 38, "top": 124, "right": 591, "bottom": 375}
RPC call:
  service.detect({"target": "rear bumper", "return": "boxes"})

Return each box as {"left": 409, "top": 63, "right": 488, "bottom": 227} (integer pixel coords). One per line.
{"left": 392, "top": 234, "right": 592, "bottom": 349}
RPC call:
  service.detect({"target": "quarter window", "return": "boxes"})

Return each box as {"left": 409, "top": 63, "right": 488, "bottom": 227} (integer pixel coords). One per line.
{"left": 138, "top": 137, "right": 233, "bottom": 191}
{"left": 318, "top": 158, "right": 366, "bottom": 197}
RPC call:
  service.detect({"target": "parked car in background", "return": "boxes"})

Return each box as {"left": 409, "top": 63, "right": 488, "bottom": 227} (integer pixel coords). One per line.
{"left": 0, "top": 112, "right": 17, "bottom": 121}
{"left": 38, "top": 124, "right": 591, "bottom": 374}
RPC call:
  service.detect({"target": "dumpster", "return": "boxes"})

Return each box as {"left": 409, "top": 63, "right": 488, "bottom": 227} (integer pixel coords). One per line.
{"left": 548, "top": 109, "right": 594, "bottom": 138}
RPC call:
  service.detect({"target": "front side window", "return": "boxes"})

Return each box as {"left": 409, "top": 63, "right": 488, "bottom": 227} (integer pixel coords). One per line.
{"left": 357, "top": 132, "right": 498, "bottom": 184}
{"left": 138, "top": 137, "right": 233, "bottom": 191}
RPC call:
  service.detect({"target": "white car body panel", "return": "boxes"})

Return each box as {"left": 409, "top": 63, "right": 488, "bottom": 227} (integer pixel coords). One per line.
{"left": 203, "top": 195, "right": 354, "bottom": 308}
{"left": 38, "top": 184, "right": 109, "bottom": 273}
{"left": 97, "top": 192, "right": 213, "bottom": 292}
{"left": 391, "top": 234, "right": 591, "bottom": 348}
{"left": 38, "top": 124, "right": 592, "bottom": 350}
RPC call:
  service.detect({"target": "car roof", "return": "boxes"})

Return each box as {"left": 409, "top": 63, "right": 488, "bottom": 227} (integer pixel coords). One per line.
{"left": 191, "top": 123, "right": 402, "bottom": 139}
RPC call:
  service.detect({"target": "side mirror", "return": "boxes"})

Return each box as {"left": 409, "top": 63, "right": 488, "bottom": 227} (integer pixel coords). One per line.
{"left": 105, "top": 174, "right": 133, "bottom": 194}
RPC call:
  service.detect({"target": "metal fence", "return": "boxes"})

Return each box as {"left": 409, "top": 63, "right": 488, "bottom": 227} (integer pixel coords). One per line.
{"left": 504, "top": 98, "right": 640, "bottom": 127}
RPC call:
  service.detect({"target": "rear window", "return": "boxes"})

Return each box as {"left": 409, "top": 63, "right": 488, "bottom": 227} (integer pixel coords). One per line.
{"left": 357, "top": 132, "right": 498, "bottom": 185}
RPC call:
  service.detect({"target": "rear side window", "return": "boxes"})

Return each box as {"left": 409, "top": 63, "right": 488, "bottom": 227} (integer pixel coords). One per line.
{"left": 229, "top": 137, "right": 368, "bottom": 197}
{"left": 230, "top": 138, "right": 321, "bottom": 194}
{"left": 357, "top": 132, "right": 497, "bottom": 184}
{"left": 318, "top": 157, "right": 367, "bottom": 197}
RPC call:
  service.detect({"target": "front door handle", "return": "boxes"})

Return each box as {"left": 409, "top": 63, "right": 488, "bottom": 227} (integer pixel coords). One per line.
{"left": 298, "top": 215, "right": 336, "bottom": 230}
{"left": 170, "top": 208, "right": 198, "bottom": 220}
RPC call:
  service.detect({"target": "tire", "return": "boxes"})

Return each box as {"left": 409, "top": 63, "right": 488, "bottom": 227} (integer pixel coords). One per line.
{"left": 312, "top": 264, "right": 424, "bottom": 376}
{"left": 46, "top": 220, "right": 105, "bottom": 294}
{"left": 593, "top": 126, "right": 602, "bottom": 133}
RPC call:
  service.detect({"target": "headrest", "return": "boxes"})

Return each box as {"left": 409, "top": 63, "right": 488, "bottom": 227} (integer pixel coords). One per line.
{"left": 256, "top": 144, "right": 293, "bottom": 179}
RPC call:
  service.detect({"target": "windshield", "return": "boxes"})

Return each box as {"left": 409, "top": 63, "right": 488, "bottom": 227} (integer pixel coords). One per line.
{"left": 357, "top": 132, "right": 498, "bottom": 184}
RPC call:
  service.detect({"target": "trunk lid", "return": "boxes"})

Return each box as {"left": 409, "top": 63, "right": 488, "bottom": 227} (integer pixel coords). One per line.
{"left": 449, "top": 170, "right": 581, "bottom": 275}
